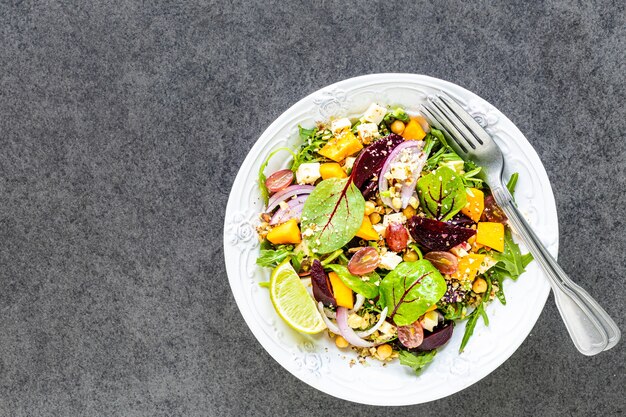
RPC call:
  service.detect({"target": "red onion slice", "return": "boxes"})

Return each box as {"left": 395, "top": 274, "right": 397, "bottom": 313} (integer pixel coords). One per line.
{"left": 378, "top": 141, "right": 424, "bottom": 209}
{"left": 266, "top": 185, "right": 314, "bottom": 213}
{"left": 269, "top": 195, "right": 308, "bottom": 225}
{"left": 317, "top": 302, "right": 340, "bottom": 334}
{"left": 336, "top": 307, "right": 377, "bottom": 348}
{"left": 400, "top": 151, "right": 427, "bottom": 209}
{"left": 350, "top": 294, "right": 365, "bottom": 313}
{"left": 356, "top": 307, "right": 388, "bottom": 338}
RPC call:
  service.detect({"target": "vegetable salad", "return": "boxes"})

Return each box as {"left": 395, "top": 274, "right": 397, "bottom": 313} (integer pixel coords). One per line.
{"left": 256, "top": 103, "right": 532, "bottom": 374}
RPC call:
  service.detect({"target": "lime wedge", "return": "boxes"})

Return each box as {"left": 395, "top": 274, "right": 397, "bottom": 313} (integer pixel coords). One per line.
{"left": 270, "top": 259, "right": 326, "bottom": 334}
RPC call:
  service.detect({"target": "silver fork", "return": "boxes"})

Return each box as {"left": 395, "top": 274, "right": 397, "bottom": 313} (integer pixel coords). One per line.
{"left": 421, "top": 93, "right": 620, "bottom": 356}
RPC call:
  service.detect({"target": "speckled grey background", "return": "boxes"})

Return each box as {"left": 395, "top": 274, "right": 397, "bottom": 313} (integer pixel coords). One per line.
{"left": 0, "top": 0, "right": 624, "bottom": 416}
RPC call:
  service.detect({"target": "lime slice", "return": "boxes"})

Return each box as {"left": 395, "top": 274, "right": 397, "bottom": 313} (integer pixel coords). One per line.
{"left": 270, "top": 259, "right": 326, "bottom": 334}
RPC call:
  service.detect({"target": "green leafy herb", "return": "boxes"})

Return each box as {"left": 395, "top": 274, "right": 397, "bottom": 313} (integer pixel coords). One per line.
{"left": 258, "top": 147, "right": 296, "bottom": 204}
{"left": 490, "top": 229, "right": 532, "bottom": 280}
{"left": 506, "top": 172, "right": 519, "bottom": 196}
{"left": 301, "top": 178, "right": 365, "bottom": 254}
{"left": 325, "top": 264, "right": 379, "bottom": 298}
{"left": 256, "top": 245, "right": 294, "bottom": 267}
{"left": 379, "top": 260, "right": 447, "bottom": 326}
{"left": 417, "top": 166, "right": 468, "bottom": 221}
{"left": 383, "top": 107, "right": 410, "bottom": 124}
{"left": 292, "top": 125, "right": 330, "bottom": 171}
{"left": 459, "top": 302, "right": 488, "bottom": 352}
{"left": 399, "top": 350, "right": 437, "bottom": 375}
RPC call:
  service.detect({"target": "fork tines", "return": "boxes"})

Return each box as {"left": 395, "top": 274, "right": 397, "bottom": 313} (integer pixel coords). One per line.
{"left": 420, "top": 93, "right": 493, "bottom": 156}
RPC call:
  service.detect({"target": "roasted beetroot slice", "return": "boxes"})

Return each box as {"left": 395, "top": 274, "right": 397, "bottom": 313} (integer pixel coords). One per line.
{"left": 448, "top": 212, "right": 475, "bottom": 227}
{"left": 350, "top": 133, "right": 404, "bottom": 189}
{"left": 361, "top": 178, "right": 378, "bottom": 200}
{"left": 407, "top": 216, "right": 476, "bottom": 251}
{"left": 310, "top": 259, "right": 336, "bottom": 307}
{"left": 417, "top": 321, "right": 454, "bottom": 351}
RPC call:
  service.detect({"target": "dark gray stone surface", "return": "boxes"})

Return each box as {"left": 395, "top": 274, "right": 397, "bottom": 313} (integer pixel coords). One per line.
{"left": 0, "top": 0, "right": 624, "bottom": 416}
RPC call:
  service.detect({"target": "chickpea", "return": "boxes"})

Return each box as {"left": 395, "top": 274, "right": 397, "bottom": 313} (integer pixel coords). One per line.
{"left": 377, "top": 344, "right": 393, "bottom": 360}
{"left": 402, "top": 206, "right": 416, "bottom": 218}
{"left": 472, "top": 277, "right": 488, "bottom": 293}
{"left": 364, "top": 201, "right": 376, "bottom": 216}
{"left": 369, "top": 212, "right": 382, "bottom": 225}
{"left": 391, "top": 197, "right": 402, "bottom": 210}
{"left": 403, "top": 250, "right": 418, "bottom": 262}
{"left": 390, "top": 120, "right": 405, "bottom": 135}
{"left": 335, "top": 336, "right": 349, "bottom": 349}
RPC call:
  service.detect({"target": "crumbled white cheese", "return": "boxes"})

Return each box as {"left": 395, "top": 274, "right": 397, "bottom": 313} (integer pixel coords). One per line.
{"left": 372, "top": 223, "right": 387, "bottom": 237}
{"left": 295, "top": 162, "right": 321, "bottom": 184}
{"left": 378, "top": 321, "right": 397, "bottom": 339}
{"left": 420, "top": 310, "right": 439, "bottom": 332}
{"left": 343, "top": 156, "right": 356, "bottom": 173}
{"left": 382, "top": 212, "right": 407, "bottom": 228}
{"left": 450, "top": 244, "right": 469, "bottom": 258}
{"left": 331, "top": 118, "right": 352, "bottom": 135}
{"left": 356, "top": 122, "right": 380, "bottom": 144}
{"left": 477, "top": 255, "right": 498, "bottom": 274}
{"left": 379, "top": 251, "right": 402, "bottom": 270}
{"left": 360, "top": 103, "right": 387, "bottom": 125}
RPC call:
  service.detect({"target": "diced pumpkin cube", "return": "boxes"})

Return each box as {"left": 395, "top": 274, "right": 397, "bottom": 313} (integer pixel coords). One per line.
{"left": 402, "top": 118, "right": 427, "bottom": 141}
{"left": 461, "top": 188, "right": 485, "bottom": 222}
{"left": 266, "top": 219, "right": 301, "bottom": 245}
{"left": 318, "top": 131, "right": 363, "bottom": 162}
{"left": 355, "top": 215, "right": 379, "bottom": 241}
{"left": 476, "top": 222, "right": 505, "bottom": 252}
{"left": 328, "top": 271, "right": 354, "bottom": 309}
{"left": 319, "top": 162, "right": 347, "bottom": 180}
{"left": 451, "top": 253, "right": 486, "bottom": 282}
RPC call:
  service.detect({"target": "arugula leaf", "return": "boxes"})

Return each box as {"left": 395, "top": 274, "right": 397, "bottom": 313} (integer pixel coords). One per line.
{"left": 399, "top": 350, "right": 437, "bottom": 375}
{"left": 301, "top": 178, "right": 365, "bottom": 254}
{"left": 258, "top": 147, "right": 296, "bottom": 204}
{"left": 488, "top": 268, "right": 507, "bottom": 305}
{"left": 383, "top": 107, "right": 410, "bottom": 124}
{"left": 325, "top": 264, "right": 379, "bottom": 298}
{"left": 292, "top": 125, "right": 330, "bottom": 171}
{"left": 379, "top": 260, "right": 447, "bottom": 326}
{"left": 506, "top": 172, "right": 519, "bottom": 196}
{"left": 490, "top": 229, "right": 532, "bottom": 280}
{"left": 459, "top": 302, "right": 488, "bottom": 352}
{"left": 416, "top": 166, "right": 468, "bottom": 221}
{"left": 256, "top": 246, "right": 294, "bottom": 267}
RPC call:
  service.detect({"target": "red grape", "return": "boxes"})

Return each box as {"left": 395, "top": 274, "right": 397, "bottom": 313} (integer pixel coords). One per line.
{"left": 347, "top": 247, "right": 380, "bottom": 275}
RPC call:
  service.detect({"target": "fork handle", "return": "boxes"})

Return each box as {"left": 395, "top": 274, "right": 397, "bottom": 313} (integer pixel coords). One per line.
{"left": 492, "top": 187, "right": 621, "bottom": 355}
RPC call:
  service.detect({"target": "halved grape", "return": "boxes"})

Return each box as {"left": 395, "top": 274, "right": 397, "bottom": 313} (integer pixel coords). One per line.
{"left": 481, "top": 195, "right": 508, "bottom": 223}
{"left": 385, "top": 223, "right": 409, "bottom": 252}
{"left": 424, "top": 251, "right": 459, "bottom": 274}
{"left": 265, "top": 169, "right": 294, "bottom": 194}
{"left": 347, "top": 247, "right": 380, "bottom": 275}
{"left": 398, "top": 321, "right": 424, "bottom": 348}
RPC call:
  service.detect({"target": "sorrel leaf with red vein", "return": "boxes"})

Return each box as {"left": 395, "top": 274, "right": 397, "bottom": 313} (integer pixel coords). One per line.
{"left": 301, "top": 178, "right": 365, "bottom": 254}
{"left": 416, "top": 166, "right": 467, "bottom": 221}
{"left": 379, "top": 260, "right": 446, "bottom": 326}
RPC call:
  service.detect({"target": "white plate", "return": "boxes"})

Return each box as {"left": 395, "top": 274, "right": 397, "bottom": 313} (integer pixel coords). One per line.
{"left": 223, "top": 74, "right": 558, "bottom": 405}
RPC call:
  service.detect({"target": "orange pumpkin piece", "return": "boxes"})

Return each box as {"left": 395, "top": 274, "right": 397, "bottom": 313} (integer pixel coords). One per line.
{"left": 402, "top": 118, "right": 427, "bottom": 141}
{"left": 476, "top": 222, "right": 505, "bottom": 252}
{"left": 328, "top": 272, "right": 354, "bottom": 309}
{"left": 355, "top": 215, "right": 379, "bottom": 241}
{"left": 318, "top": 131, "right": 363, "bottom": 162}
{"left": 461, "top": 188, "right": 485, "bottom": 222}
{"left": 320, "top": 162, "right": 347, "bottom": 180}
{"left": 266, "top": 219, "right": 301, "bottom": 245}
